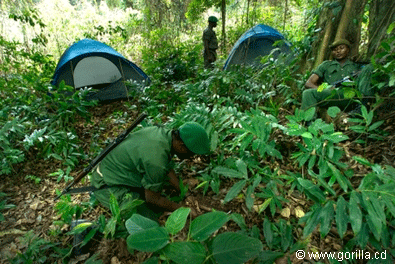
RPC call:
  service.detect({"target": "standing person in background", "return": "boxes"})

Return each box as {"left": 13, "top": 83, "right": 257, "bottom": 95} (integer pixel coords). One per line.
{"left": 203, "top": 16, "right": 219, "bottom": 69}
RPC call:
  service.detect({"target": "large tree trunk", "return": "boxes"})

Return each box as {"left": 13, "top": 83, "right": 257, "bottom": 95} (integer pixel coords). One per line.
{"left": 221, "top": 0, "right": 226, "bottom": 55}
{"left": 334, "top": 0, "right": 368, "bottom": 60}
{"left": 367, "top": 0, "right": 395, "bottom": 59}
{"left": 310, "top": 0, "right": 342, "bottom": 70}
{"left": 309, "top": 0, "right": 368, "bottom": 70}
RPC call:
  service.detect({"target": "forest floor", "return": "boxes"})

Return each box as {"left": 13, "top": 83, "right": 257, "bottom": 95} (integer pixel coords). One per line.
{"left": 0, "top": 100, "right": 394, "bottom": 264}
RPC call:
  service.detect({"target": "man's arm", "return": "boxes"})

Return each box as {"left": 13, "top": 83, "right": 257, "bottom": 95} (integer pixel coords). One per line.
{"left": 304, "top": 73, "right": 321, "bottom": 89}
{"left": 167, "top": 169, "right": 180, "bottom": 192}
{"left": 144, "top": 189, "right": 199, "bottom": 218}
{"left": 145, "top": 189, "right": 180, "bottom": 211}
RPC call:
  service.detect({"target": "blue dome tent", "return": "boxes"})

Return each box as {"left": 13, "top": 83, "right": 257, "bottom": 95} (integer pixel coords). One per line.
{"left": 224, "top": 24, "right": 291, "bottom": 70}
{"left": 51, "top": 38, "right": 150, "bottom": 101}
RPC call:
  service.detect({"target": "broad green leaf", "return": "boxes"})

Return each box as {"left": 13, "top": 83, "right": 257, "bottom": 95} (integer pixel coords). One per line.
{"left": 382, "top": 195, "right": 395, "bottom": 218}
{"left": 303, "top": 107, "right": 316, "bottom": 121}
{"left": 368, "top": 120, "right": 384, "bottom": 131}
{"left": 210, "top": 131, "right": 219, "bottom": 151}
{"left": 230, "top": 213, "right": 247, "bottom": 230}
{"left": 328, "top": 163, "right": 350, "bottom": 192}
{"left": 104, "top": 218, "right": 117, "bottom": 238}
{"left": 303, "top": 206, "right": 322, "bottom": 237}
{"left": 297, "top": 178, "right": 326, "bottom": 203}
{"left": 162, "top": 242, "right": 206, "bottom": 264}
{"left": 301, "top": 132, "right": 313, "bottom": 139}
{"left": 239, "top": 134, "right": 254, "bottom": 151}
{"left": 352, "top": 156, "right": 372, "bottom": 166}
{"left": 280, "top": 220, "right": 292, "bottom": 251}
{"left": 82, "top": 228, "right": 98, "bottom": 247}
{"left": 212, "top": 232, "right": 263, "bottom": 264}
{"left": 109, "top": 194, "right": 120, "bottom": 220}
{"left": 298, "top": 152, "right": 310, "bottom": 167}
{"left": 322, "top": 132, "right": 349, "bottom": 143}
{"left": 190, "top": 211, "right": 229, "bottom": 241}
{"left": 356, "top": 223, "right": 369, "bottom": 248}
{"left": 235, "top": 159, "right": 247, "bottom": 176}
{"left": 308, "top": 154, "right": 317, "bottom": 169}
{"left": 258, "top": 198, "right": 273, "bottom": 214}
{"left": 349, "top": 192, "right": 362, "bottom": 234}
{"left": 308, "top": 169, "right": 336, "bottom": 196}
{"left": 343, "top": 88, "right": 356, "bottom": 98}
{"left": 320, "top": 201, "right": 334, "bottom": 237}
{"left": 390, "top": 73, "right": 395, "bottom": 87}
{"left": 317, "top": 82, "right": 329, "bottom": 92}
{"left": 224, "top": 180, "right": 247, "bottom": 204}
{"left": 258, "top": 251, "right": 284, "bottom": 264}
{"left": 125, "top": 214, "right": 159, "bottom": 235}
{"left": 245, "top": 185, "right": 254, "bottom": 211}
{"left": 366, "top": 213, "right": 382, "bottom": 241}
{"left": 387, "top": 22, "right": 395, "bottom": 34}
{"left": 369, "top": 193, "right": 386, "bottom": 223}
{"left": 263, "top": 218, "right": 273, "bottom": 248}
{"left": 67, "top": 222, "right": 93, "bottom": 236}
{"left": 212, "top": 166, "right": 245, "bottom": 179}
{"left": 165, "top": 207, "right": 190, "bottom": 235}
{"left": 327, "top": 106, "right": 341, "bottom": 118}
{"left": 120, "top": 199, "right": 145, "bottom": 219}
{"left": 335, "top": 196, "right": 348, "bottom": 239}
{"left": 126, "top": 226, "right": 169, "bottom": 252}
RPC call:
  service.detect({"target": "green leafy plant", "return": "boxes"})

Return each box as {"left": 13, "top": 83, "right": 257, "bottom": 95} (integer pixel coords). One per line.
{"left": 25, "top": 175, "right": 41, "bottom": 184}
{"left": 126, "top": 208, "right": 264, "bottom": 264}
{"left": 348, "top": 105, "right": 385, "bottom": 143}
{"left": 54, "top": 193, "right": 86, "bottom": 224}
{"left": 230, "top": 108, "right": 283, "bottom": 160}
{"left": 9, "top": 231, "right": 68, "bottom": 264}
{"left": 287, "top": 108, "right": 350, "bottom": 179}
{"left": 297, "top": 162, "right": 395, "bottom": 258}
{"left": 0, "top": 192, "right": 16, "bottom": 222}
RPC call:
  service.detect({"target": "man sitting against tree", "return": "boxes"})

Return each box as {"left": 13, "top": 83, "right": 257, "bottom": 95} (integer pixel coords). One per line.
{"left": 90, "top": 122, "right": 210, "bottom": 220}
{"left": 301, "top": 39, "right": 373, "bottom": 120}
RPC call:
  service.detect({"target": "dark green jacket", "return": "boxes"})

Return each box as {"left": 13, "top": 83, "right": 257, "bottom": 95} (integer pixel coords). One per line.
{"left": 314, "top": 59, "right": 360, "bottom": 85}
{"left": 92, "top": 126, "right": 173, "bottom": 193}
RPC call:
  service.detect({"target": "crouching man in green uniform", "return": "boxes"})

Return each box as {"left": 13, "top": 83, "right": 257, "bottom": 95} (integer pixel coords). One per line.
{"left": 90, "top": 122, "right": 210, "bottom": 220}
{"left": 301, "top": 39, "right": 373, "bottom": 117}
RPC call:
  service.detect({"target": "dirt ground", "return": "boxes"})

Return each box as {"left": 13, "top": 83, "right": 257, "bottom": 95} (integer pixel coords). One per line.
{"left": 1, "top": 101, "right": 394, "bottom": 264}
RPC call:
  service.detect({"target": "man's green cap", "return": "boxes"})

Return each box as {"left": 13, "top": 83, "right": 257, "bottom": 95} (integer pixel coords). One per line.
{"left": 330, "top": 39, "right": 350, "bottom": 49}
{"left": 179, "top": 122, "right": 210, "bottom": 155}
{"left": 208, "top": 16, "right": 218, "bottom": 23}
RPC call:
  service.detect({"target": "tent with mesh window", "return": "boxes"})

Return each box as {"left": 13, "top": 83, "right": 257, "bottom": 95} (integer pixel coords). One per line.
{"left": 223, "top": 24, "right": 291, "bottom": 70}
{"left": 51, "top": 38, "right": 149, "bottom": 101}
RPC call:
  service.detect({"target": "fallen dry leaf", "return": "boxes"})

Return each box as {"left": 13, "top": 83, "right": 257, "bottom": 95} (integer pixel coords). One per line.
{"left": 294, "top": 206, "right": 305, "bottom": 218}
{"left": 280, "top": 207, "right": 291, "bottom": 218}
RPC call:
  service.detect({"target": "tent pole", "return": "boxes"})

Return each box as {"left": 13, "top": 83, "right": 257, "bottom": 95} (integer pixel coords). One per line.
{"left": 70, "top": 61, "right": 75, "bottom": 89}
{"left": 118, "top": 58, "right": 129, "bottom": 101}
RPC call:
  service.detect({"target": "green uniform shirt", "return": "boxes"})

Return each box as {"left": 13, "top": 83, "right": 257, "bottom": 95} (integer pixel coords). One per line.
{"left": 97, "top": 126, "right": 173, "bottom": 193}
{"left": 314, "top": 59, "right": 360, "bottom": 85}
{"left": 203, "top": 27, "right": 218, "bottom": 50}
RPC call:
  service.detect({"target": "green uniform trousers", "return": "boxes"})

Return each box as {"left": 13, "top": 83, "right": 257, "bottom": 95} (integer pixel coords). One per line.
{"left": 91, "top": 168, "right": 162, "bottom": 221}
{"left": 301, "top": 64, "right": 373, "bottom": 110}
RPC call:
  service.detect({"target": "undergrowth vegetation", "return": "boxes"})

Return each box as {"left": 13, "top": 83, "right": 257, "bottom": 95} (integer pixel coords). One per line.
{"left": 1, "top": 1, "right": 395, "bottom": 263}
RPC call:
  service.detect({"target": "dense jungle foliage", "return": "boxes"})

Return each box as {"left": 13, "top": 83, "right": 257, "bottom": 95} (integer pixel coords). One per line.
{"left": 1, "top": 0, "right": 395, "bottom": 263}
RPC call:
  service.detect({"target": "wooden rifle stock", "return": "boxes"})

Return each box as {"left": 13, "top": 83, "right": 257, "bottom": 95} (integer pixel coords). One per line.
{"left": 54, "top": 112, "right": 148, "bottom": 201}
